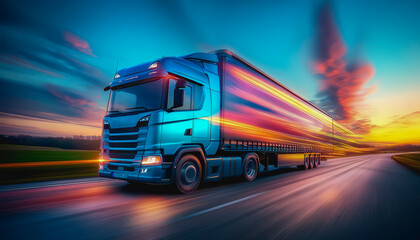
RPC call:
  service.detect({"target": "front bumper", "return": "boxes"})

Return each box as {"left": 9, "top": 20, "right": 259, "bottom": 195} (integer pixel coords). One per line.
{"left": 99, "top": 161, "right": 172, "bottom": 184}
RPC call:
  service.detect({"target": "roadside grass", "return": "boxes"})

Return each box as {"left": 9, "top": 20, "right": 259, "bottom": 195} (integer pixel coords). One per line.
{"left": 0, "top": 144, "right": 99, "bottom": 163}
{"left": 0, "top": 144, "right": 100, "bottom": 185}
{"left": 0, "top": 164, "right": 99, "bottom": 185}
{"left": 0, "top": 144, "right": 68, "bottom": 151}
{"left": 392, "top": 154, "right": 420, "bottom": 173}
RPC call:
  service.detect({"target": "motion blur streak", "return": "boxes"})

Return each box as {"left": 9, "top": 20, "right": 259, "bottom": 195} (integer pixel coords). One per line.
{"left": 0, "top": 153, "right": 418, "bottom": 239}
{"left": 0, "top": 159, "right": 99, "bottom": 168}
{"left": 224, "top": 63, "right": 332, "bottom": 152}
{"left": 222, "top": 62, "right": 361, "bottom": 155}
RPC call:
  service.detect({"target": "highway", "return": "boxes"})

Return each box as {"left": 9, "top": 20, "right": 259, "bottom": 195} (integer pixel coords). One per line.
{"left": 0, "top": 153, "right": 419, "bottom": 240}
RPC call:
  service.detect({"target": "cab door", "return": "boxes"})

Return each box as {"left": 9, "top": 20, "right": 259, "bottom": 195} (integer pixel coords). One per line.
{"left": 192, "top": 82, "right": 211, "bottom": 148}
{"left": 161, "top": 79, "right": 193, "bottom": 154}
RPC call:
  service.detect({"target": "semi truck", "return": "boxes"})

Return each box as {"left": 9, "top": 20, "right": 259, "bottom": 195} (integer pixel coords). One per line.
{"left": 99, "top": 49, "right": 343, "bottom": 193}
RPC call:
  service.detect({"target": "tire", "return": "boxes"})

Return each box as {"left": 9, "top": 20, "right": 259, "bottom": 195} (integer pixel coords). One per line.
{"left": 309, "top": 154, "right": 314, "bottom": 169}
{"left": 175, "top": 154, "right": 202, "bottom": 193}
{"left": 298, "top": 154, "right": 310, "bottom": 170}
{"left": 313, "top": 154, "right": 319, "bottom": 168}
{"left": 243, "top": 153, "right": 259, "bottom": 182}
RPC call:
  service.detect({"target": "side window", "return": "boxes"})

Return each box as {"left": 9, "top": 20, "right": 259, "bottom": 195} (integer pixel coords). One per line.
{"left": 180, "top": 86, "right": 192, "bottom": 110}
{"left": 167, "top": 79, "right": 175, "bottom": 109}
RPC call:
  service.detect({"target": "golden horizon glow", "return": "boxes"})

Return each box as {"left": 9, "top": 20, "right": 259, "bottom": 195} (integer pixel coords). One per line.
{"left": 361, "top": 111, "right": 420, "bottom": 145}
{"left": 0, "top": 112, "right": 102, "bottom": 137}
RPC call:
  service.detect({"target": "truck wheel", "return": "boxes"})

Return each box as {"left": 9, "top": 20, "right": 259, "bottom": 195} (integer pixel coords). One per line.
{"left": 243, "top": 153, "right": 258, "bottom": 182}
{"left": 175, "top": 154, "right": 202, "bottom": 193}
{"left": 298, "top": 154, "right": 310, "bottom": 170}
{"left": 309, "top": 154, "right": 314, "bottom": 169}
{"left": 313, "top": 154, "right": 319, "bottom": 168}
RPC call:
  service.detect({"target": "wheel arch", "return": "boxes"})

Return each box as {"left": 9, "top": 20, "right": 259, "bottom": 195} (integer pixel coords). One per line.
{"left": 172, "top": 145, "right": 207, "bottom": 182}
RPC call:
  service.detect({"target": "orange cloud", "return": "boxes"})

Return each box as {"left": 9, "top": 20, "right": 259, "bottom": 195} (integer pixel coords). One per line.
{"left": 313, "top": 4, "right": 375, "bottom": 134}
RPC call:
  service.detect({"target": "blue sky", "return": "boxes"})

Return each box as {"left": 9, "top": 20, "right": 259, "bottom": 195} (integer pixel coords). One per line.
{"left": 0, "top": 0, "right": 419, "bottom": 142}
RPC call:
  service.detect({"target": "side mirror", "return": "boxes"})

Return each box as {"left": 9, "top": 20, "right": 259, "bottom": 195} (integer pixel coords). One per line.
{"left": 175, "top": 79, "right": 187, "bottom": 88}
{"left": 173, "top": 87, "right": 185, "bottom": 109}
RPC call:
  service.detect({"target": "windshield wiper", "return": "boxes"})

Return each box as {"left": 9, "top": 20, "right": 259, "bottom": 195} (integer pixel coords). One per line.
{"left": 108, "top": 110, "right": 121, "bottom": 113}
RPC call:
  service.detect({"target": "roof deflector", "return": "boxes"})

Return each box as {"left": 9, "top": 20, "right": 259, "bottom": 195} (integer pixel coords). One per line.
{"left": 183, "top": 53, "right": 218, "bottom": 62}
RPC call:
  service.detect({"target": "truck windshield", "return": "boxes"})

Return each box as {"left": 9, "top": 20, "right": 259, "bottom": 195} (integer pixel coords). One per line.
{"left": 107, "top": 79, "right": 163, "bottom": 115}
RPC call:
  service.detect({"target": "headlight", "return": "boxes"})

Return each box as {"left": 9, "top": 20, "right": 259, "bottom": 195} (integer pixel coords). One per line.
{"left": 142, "top": 155, "right": 162, "bottom": 166}
{"left": 137, "top": 115, "right": 150, "bottom": 127}
{"left": 103, "top": 120, "right": 110, "bottom": 129}
{"left": 114, "top": 73, "right": 120, "bottom": 79}
{"left": 148, "top": 61, "right": 158, "bottom": 69}
{"left": 99, "top": 157, "right": 104, "bottom": 170}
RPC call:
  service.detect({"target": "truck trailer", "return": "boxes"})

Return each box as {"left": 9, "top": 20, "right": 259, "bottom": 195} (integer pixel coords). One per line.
{"left": 99, "top": 49, "right": 339, "bottom": 193}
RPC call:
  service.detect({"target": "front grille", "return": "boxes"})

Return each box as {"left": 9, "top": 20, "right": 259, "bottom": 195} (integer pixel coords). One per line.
{"left": 109, "top": 142, "right": 138, "bottom": 148}
{"left": 109, "top": 134, "right": 138, "bottom": 140}
{"left": 109, "top": 150, "right": 137, "bottom": 159}
{"left": 109, "top": 126, "right": 139, "bottom": 133}
{"left": 106, "top": 125, "right": 148, "bottom": 159}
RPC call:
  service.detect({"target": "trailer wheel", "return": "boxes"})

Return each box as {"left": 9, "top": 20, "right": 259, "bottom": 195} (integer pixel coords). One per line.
{"left": 175, "top": 154, "right": 202, "bottom": 193}
{"left": 313, "top": 154, "right": 319, "bottom": 168}
{"left": 309, "top": 154, "right": 314, "bottom": 169}
{"left": 243, "top": 153, "right": 258, "bottom": 182}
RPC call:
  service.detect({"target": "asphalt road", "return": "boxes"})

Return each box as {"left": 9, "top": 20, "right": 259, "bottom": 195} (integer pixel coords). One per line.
{"left": 0, "top": 153, "right": 419, "bottom": 240}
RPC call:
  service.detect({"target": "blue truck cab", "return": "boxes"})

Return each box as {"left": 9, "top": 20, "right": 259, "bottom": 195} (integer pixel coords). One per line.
{"left": 99, "top": 52, "right": 222, "bottom": 192}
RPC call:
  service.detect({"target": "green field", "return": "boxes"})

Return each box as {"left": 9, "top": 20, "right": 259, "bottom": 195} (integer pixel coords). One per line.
{"left": 0, "top": 144, "right": 100, "bottom": 185}
{"left": 392, "top": 154, "right": 420, "bottom": 173}
{"left": 0, "top": 144, "right": 99, "bottom": 163}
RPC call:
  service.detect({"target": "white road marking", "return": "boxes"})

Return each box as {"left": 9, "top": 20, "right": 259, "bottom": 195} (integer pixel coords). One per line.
{"left": 180, "top": 191, "right": 267, "bottom": 221}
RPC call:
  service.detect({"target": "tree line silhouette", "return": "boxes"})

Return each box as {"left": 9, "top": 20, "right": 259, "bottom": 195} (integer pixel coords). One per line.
{"left": 0, "top": 135, "right": 100, "bottom": 150}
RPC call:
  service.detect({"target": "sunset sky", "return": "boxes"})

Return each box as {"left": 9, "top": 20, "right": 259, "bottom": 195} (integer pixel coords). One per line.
{"left": 0, "top": 0, "right": 419, "bottom": 147}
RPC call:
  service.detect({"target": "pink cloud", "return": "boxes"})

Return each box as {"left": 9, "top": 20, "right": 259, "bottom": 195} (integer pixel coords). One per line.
{"left": 63, "top": 31, "right": 96, "bottom": 57}
{"left": 44, "top": 83, "right": 105, "bottom": 124}
{"left": 45, "top": 83, "right": 96, "bottom": 108}
{"left": 313, "top": 4, "right": 376, "bottom": 134}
